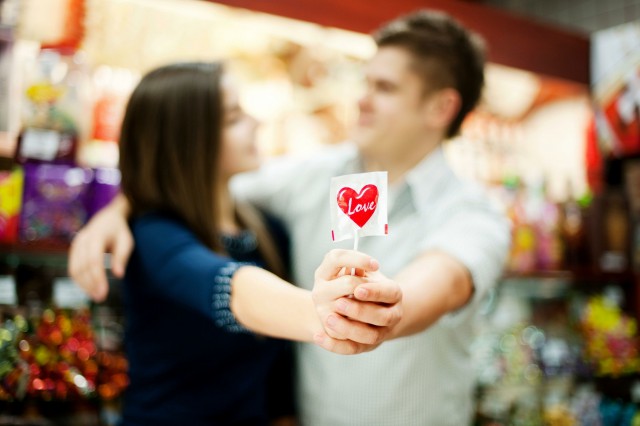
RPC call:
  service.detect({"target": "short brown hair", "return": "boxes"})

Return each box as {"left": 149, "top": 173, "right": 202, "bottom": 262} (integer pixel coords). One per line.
{"left": 374, "top": 10, "right": 486, "bottom": 138}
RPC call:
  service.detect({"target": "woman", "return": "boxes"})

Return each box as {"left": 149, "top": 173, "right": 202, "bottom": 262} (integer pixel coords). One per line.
{"left": 113, "top": 61, "right": 400, "bottom": 425}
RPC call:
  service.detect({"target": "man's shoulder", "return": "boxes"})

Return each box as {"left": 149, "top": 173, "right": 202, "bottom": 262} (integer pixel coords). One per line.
{"left": 430, "top": 174, "right": 502, "bottom": 218}
{"left": 245, "top": 143, "right": 356, "bottom": 191}
{"left": 267, "top": 142, "right": 355, "bottom": 173}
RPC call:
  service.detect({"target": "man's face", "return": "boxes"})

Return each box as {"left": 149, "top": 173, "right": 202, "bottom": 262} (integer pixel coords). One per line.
{"left": 351, "top": 46, "right": 432, "bottom": 162}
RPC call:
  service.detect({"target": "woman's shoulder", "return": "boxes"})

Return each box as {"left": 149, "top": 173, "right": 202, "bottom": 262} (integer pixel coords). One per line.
{"left": 130, "top": 212, "right": 197, "bottom": 244}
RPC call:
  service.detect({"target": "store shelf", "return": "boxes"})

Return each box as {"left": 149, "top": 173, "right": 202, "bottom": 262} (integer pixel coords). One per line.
{"left": 498, "top": 269, "right": 640, "bottom": 315}
{"left": 500, "top": 273, "right": 573, "bottom": 300}
{"left": 504, "top": 268, "right": 638, "bottom": 282}
{"left": 0, "top": 242, "right": 112, "bottom": 272}
{"left": 0, "top": 242, "right": 69, "bottom": 270}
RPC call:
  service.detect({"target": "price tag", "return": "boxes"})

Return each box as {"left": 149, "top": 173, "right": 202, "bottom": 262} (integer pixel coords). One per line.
{"left": 20, "top": 128, "right": 60, "bottom": 161}
{"left": 53, "top": 277, "right": 89, "bottom": 309}
{"left": 0, "top": 275, "right": 17, "bottom": 305}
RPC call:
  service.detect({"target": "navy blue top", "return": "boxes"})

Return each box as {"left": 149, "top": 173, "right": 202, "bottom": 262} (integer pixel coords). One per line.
{"left": 121, "top": 212, "right": 292, "bottom": 426}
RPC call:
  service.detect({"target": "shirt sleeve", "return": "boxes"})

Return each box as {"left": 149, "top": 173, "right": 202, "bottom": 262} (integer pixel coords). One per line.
{"left": 230, "top": 144, "right": 355, "bottom": 220}
{"left": 131, "top": 215, "right": 253, "bottom": 333}
{"left": 418, "top": 196, "right": 511, "bottom": 327}
{"left": 230, "top": 154, "right": 308, "bottom": 219}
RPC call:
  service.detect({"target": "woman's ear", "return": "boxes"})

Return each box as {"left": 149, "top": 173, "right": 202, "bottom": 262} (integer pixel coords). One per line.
{"left": 424, "top": 88, "right": 461, "bottom": 130}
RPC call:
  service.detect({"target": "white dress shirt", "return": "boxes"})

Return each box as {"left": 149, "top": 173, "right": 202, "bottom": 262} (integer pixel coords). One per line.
{"left": 232, "top": 142, "right": 510, "bottom": 426}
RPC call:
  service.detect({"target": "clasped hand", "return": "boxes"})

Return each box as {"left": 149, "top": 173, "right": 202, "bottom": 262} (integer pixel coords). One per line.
{"left": 311, "top": 249, "right": 402, "bottom": 355}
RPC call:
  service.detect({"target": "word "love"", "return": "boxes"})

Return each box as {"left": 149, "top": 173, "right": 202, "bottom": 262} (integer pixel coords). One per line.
{"left": 337, "top": 184, "right": 379, "bottom": 228}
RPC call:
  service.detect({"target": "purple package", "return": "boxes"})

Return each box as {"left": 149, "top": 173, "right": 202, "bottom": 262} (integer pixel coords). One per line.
{"left": 19, "top": 162, "right": 93, "bottom": 245}
{"left": 87, "top": 167, "right": 121, "bottom": 218}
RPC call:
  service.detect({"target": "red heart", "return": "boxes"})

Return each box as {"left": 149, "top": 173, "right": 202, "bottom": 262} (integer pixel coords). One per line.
{"left": 337, "top": 184, "right": 379, "bottom": 228}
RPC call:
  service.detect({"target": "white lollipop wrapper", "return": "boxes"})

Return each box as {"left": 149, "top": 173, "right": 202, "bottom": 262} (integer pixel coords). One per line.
{"left": 330, "top": 171, "right": 388, "bottom": 245}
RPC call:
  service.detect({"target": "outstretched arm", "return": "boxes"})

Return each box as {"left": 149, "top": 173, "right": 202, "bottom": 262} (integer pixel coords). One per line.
{"left": 346, "top": 209, "right": 510, "bottom": 339}
{"left": 68, "top": 194, "right": 133, "bottom": 302}
{"left": 381, "top": 250, "right": 473, "bottom": 338}
{"left": 232, "top": 249, "right": 402, "bottom": 355}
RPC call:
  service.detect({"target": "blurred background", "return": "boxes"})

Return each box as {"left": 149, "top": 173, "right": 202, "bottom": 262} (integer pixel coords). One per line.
{"left": 0, "top": 0, "right": 638, "bottom": 424}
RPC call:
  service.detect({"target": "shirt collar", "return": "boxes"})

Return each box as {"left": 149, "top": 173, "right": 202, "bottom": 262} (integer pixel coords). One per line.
{"left": 404, "top": 147, "right": 452, "bottom": 215}
{"left": 341, "top": 143, "right": 362, "bottom": 175}
{"left": 343, "top": 144, "right": 453, "bottom": 216}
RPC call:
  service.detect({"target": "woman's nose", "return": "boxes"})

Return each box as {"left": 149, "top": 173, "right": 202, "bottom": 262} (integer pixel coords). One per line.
{"left": 358, "top": 91, "right": 372, "bottom": 112}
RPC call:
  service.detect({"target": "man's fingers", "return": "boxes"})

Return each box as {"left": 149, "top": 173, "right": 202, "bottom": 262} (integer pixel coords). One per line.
{"left": 313, "top": 332, "right": 380, "bottom": 355}
{"left": 334, "top": 298, "right": 401, "bottom": 327}
{"left": 315, "top": 249, "right": 379, "bottom": 281}
{"left": 85, "top": 244, "right": 109, "bottom": 297}
{"left": 352, "top": 268, "right": 366, "bottom": 277}
{"left": 68, "top": 231, "right": 88, "bottom": 279}
{"left": 353, "top": 281, "right": 402, "bottom": 304}
{"left": 322, "top": 314, "right": 384, "bottom": 345}
{"left": 69, "top": 234, "right": 109, "bottom": 303}
{"left": 313, "top": 274, "right": 369, "bottom": 303}
{"left": 313, "top": 332, "right": 358, "bottom": 355}
{"left": 111, "top": 232, "right": 134, "bottom": 278}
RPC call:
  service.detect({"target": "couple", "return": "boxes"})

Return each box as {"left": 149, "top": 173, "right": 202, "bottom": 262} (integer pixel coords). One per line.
{"left": 69, "top": 9, "right": 510, "bottom": 426}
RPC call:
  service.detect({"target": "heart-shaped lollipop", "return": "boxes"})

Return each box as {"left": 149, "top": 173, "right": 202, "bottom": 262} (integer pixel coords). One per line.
{"left": 337, "top": 184, "right": 379, "bottom": 228}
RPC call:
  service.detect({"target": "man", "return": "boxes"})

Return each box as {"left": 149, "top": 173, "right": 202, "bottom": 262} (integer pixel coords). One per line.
{"left": 70, "top": 10, "right": 510, "bottom": 425}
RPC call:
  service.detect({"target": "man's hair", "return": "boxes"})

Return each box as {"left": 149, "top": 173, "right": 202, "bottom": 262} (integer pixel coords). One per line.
{"left": 374, "top": 10, "right": 486, "bottom": 138}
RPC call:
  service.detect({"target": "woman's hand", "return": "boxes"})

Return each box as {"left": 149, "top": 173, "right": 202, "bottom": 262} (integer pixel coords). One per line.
{"left": 68, "top": 195, "right": 133, "bottom": 302}
{"left": 312, "top": 249, "right": 402, "bottom": 354}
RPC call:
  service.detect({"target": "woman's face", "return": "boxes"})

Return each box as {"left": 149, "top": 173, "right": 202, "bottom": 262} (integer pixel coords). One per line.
{"left": 218, "top": 74, "right": 261, "bottom": 180}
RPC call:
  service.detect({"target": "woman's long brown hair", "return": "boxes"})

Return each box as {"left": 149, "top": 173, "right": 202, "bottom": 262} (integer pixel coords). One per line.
{"left": 119, "top": 62, "right": 285, "bottom": 277}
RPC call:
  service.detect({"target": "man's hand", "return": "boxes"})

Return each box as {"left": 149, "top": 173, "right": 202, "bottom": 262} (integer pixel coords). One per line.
{"left": 68, "top": 195, "right": 133, "bottom": 302}
{"left": 312, "top": 249, "right": 402, "bottom": 354}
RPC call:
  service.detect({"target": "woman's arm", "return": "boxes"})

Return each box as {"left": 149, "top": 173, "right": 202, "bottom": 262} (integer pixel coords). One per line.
{"left": 230, "top": 250, "right": 402, "bottom": 354}
{"left": 132, "top": 217, "right": 402, "bottom": 355}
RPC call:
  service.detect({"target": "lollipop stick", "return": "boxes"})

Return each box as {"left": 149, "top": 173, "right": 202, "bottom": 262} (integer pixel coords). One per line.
{"left": 351, "top": 229, "right": 359, "bottom": 275}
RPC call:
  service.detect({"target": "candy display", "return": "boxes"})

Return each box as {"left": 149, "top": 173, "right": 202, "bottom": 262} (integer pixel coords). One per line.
{"left": 0, "top": 163, "right": 120, "bottom": 247}
{"left": 474, "top": 282, "right": 640, "bottom": 425}
{"left": 0, "top": 167, "right": 23, "bottom": 244}
{"left": 580, "top": 294, "right": 640, "bottom": 377}
{"left": 0, "top": 307, "right": 128, "bottom": 410}
{"left": 15, "top": 48, "right": 90, "bottom": 166}
{"left": 19, "top": 162, "right": 93, "bottom": 245}
{"left": 502, "top": 177, "right": 591, "bottom": 274}
{"left": 0, "top": 312, "right": 29, "bottom": 401}
{"left": 86, "top": 167, "right": 120, "bottom": 218}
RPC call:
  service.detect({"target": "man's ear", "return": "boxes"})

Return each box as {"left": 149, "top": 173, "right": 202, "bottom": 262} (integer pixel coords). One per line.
{"left": 424, "top": 88, "right": 461, "bottom": 130}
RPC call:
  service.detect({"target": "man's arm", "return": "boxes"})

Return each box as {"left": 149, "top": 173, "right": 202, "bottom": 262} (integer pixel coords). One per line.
{"left": 388, "top": 250, "right": 472, "bottom": 337}
{"left": 68, "top": 193, "right": 132, "bottom": 302}
{"left": 319, "top": 251, "right": 469, "bottom": 339}
{"left": 325, "top": 209, "right": 510, "bottom": 339}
